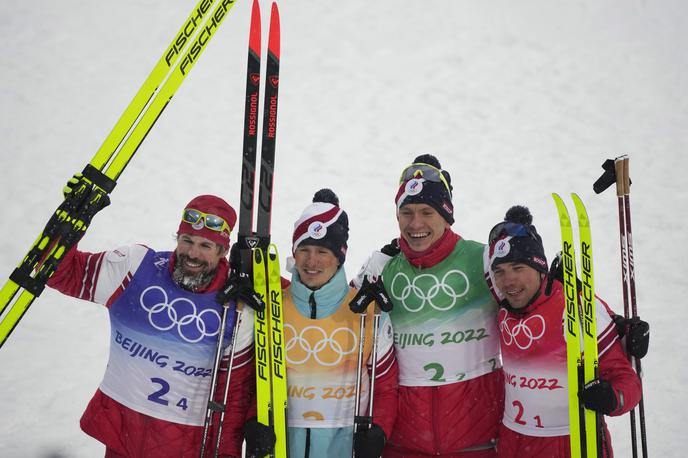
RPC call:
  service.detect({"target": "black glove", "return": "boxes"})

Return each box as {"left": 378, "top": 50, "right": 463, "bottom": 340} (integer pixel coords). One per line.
{"left": 216, "top": 271, "right": 265, "bottom": 312}
{"left": 613, "top": 315, "right": 649, "bottom": 359}
{"left": 353, "top": 423, "right": 386, "bottom": 458}
{"left": 243, "top": 417, "right": 276, "bottom": 458}
{"left": 216, "top": 244, "right": 265, "bottom": 312}
{"left": 380, "top": 238, "right": 401, "bottom": 257}
{"left": 63, "top": 173, "right": 86, "bottom": 198}
{"left": 545, "top": 251, "right": 582, "bottom": 296}
{"left": 544, "top": 252, "right": 562, "bottom": 296}
{"left": 349, "top": 275, "right": 392, "bottom": 313}
{"left": 579, "top": 378, "right": 618, "bottom": 414}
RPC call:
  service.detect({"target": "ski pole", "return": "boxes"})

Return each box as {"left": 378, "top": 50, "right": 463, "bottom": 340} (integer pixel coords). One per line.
{"left": 352, "top": 312, "right": 367, "bottom": 458}
{"left": 200, "top": 303, "right": 242, "bottom": 458}
{"left": 353, "top": 312, "right": 367, "bottom": 425}
{"left": 352, "top": 305, "right": 381, "bottom": 458}
{"left": 615, "top": 157, "right": 648, "bottom": 458}
{"left": 367, "top": 307, "right": 381, "bottom": 420}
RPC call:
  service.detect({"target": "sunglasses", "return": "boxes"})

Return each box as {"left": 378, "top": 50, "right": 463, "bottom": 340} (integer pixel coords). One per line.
{"left": 182, "top": 208, "right": 232, "bottom": 234}
{"left": 399, "top": 163, "right": 452, "bottom": 195}
{"left": 488, "top": 221, "right": 538, "bottom": 245}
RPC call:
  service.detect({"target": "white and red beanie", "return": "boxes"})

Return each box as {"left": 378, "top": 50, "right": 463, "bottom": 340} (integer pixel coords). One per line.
{"left": 395, "top": 154, "right": 454, "bottom": 224}
{"left": 292, "top": 189, "right": 349, "bottom": 264}
{"left": 177, "top": 194, "right": 237, "bottom": 250}
{"left": 488, "top": 205, "right": 548, "bottom": 274}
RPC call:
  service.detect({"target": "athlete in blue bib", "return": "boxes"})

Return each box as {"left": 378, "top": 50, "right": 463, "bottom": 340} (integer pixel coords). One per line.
{"left": 47, "top": 194, "right": 256, "bottom": 458}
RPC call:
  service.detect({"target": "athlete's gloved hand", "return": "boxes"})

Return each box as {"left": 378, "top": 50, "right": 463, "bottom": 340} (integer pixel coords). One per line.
{"left": 63, "top": 173, "right": 85, "bottom": 198}
{"left": 380, "top": 238, "right": 401, "bottom": 257}
{"left": 216, "top": 274, "right": 265, "bottom": 312}
{"left": 579, "top": 378, "right": 618, "bottom": 414}
{"left": 243, "top": 417, "right": 276, "bottom": 458}
{"left": 545, "top": 251, "right": 583, "bottom": 295}
{"left": 613, "top": 315, "right": 650, "bottom": 359}
{"left": 349, "top": 275, "right": 392, "bottom": 313}
{"left": 216, "top": 245, "right": 265, "bottom": 312}
{"left": 351, "top": 248, "right": 394, "bottom": 289}
{"left": 353, "top": 423, "right": 386, "bottom": 458}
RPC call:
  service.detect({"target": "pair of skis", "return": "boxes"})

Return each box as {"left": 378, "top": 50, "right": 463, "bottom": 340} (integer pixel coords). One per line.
{"left": 552, "top": 193, "right": 601, "bottom": 458}
{"left": 233, "top": 1, "right": 288, "bottom": 457}
{"left": 0, "top": 0, "right": 238, "bottom": 348}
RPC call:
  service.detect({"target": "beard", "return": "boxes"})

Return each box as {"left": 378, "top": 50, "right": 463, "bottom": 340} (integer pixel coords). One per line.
{"left": 172, "top": 254, "right": 217, "bottom": 291}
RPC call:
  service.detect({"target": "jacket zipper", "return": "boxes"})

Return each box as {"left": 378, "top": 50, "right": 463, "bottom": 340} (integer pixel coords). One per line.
{"left": 432, "top": 386, "right": 441, "bottom": 455}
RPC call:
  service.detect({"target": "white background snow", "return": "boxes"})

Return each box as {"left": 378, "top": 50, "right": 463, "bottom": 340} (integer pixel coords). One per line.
{"left": 1, "top": 0, "right": 685, "bottom": 456}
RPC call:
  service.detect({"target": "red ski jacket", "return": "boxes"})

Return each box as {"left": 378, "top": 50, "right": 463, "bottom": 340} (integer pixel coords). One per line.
{"left": 493, "top": 281, "right": 641, "bottom": 458}
{"left": 48, "top": 245, "right": 254, "bottom": 458}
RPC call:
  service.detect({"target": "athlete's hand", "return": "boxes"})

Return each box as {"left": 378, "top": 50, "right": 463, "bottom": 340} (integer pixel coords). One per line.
{"left": 613, "top": 315, "right": 650, "bottom": 359}
{"left": 579, "top": 378, "right": 618, "bottom": 414}
{"left": 216, "top": 272, "right": 264, "bottom": 312}
{"left": 349, "top": 275, "right": 391, "bottom": 313}
{"left": 243, "top": 417, "right": 276, "bottom": 458}
{"left": 63, "top": 173, "right": 85, "bottom": 199}
{"left": 353, "top": 423, "right": 386, "bottom": 458}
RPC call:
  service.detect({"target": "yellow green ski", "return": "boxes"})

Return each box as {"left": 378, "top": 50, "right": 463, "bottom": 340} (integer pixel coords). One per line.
{"left": 553, "top": 193, "right": 585, "bottom": 458}
{"left": 572, "top": 193, "right": 600, "bottom": 457}
{"left": 553, "top": 193, "right": 601, "bottom": 457}
{"left": 0, "top": 0, "right": 238, "bottom": 348}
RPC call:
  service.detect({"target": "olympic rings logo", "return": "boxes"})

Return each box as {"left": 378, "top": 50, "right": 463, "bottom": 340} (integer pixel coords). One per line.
{"left": 139, "top": 286, "right": 221, "bottom": 343}
{"left": 389, "top": 270, "right": 470, "bottom": 312}
{"left": 284, "top": 324, "right": 357, "bottom": 367}
{"left": 498, "top": 309, "right": 546, "bottom": 350}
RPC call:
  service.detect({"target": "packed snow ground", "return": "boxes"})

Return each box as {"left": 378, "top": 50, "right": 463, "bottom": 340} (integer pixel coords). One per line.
{"left": 0, "top": 1, "right": 685, "bottom": 456}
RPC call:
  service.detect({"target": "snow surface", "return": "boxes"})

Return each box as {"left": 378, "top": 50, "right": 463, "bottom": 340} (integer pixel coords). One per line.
{"left": 1, "top": 0, "right": 686, "bottom": 456}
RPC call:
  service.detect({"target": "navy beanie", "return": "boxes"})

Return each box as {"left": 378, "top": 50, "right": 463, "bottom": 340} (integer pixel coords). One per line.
{"left": 395, "top": 154, "right": 454, "bottom": 224}
{"left": 488, "top": 205, "right": 548, "bottom": 274}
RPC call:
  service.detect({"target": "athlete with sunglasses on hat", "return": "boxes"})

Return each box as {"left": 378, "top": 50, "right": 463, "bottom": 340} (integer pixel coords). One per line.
{"left": 485, "top": 205, "right": 643, "bottom": 457}
{"left": 46, "top": 193, "right": 255, "bottom": 458}
{"left": 350, "top": 154, "right": 503, "bottom": 457}
{"left": 254, "top": 188, "right": 398, "bottom": 458}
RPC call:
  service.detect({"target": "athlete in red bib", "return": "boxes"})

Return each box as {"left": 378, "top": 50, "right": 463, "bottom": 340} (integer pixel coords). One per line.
{"left": 485, "top": 205, "right": 642, "bottom": 457}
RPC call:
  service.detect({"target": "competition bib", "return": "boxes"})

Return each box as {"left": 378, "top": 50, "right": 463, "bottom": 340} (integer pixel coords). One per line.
{"left": 284, "top": 290, "right": 378, "bottom": 428}
{"left": 384, "top": 240, "right": 500, "bottom": 386}
{"left": 99, "top": 251, "right": 234, "bottom": 426}
{"left": 499, "top": 282, "right": 617, "bottom": 436}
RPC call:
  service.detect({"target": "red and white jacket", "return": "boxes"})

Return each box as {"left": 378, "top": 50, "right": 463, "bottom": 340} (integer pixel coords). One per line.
{"left": 359, "top": 230, "right": 504, "bottom": 458}
{"left": 47, "top": 244, "right": 255, "bottom": 458}
{"left": 491, "top": 279, "right": 641, "bottom": 458}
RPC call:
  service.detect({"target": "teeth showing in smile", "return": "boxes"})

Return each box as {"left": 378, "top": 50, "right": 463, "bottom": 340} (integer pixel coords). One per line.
{"left": 409, "top": 232, "right": 429, "bottom": 238}
{"left": 506, "top": 288, "right": 524, "bottom": 296}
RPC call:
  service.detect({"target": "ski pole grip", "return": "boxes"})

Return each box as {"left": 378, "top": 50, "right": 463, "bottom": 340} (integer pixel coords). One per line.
{"left": 614, "top": 156, "right": 627, "bottom": 197}
{"left": 622, "top": 157, "right": 630, "bottom": 195}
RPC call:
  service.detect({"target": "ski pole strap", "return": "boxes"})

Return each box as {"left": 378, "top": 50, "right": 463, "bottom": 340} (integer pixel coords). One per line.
{"left": 81, "top": 164, "right": 117, "bottom": 194}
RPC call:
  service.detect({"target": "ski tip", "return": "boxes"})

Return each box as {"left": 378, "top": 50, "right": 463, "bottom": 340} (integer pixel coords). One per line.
{"left": 249, "top": 0, "right": 261, "bottom": 54}
{"left": 571, "top": 194, "right": 590, "bottom": 226}
{"left": 268, "top": 2, "right": 280, "bottom": 59}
